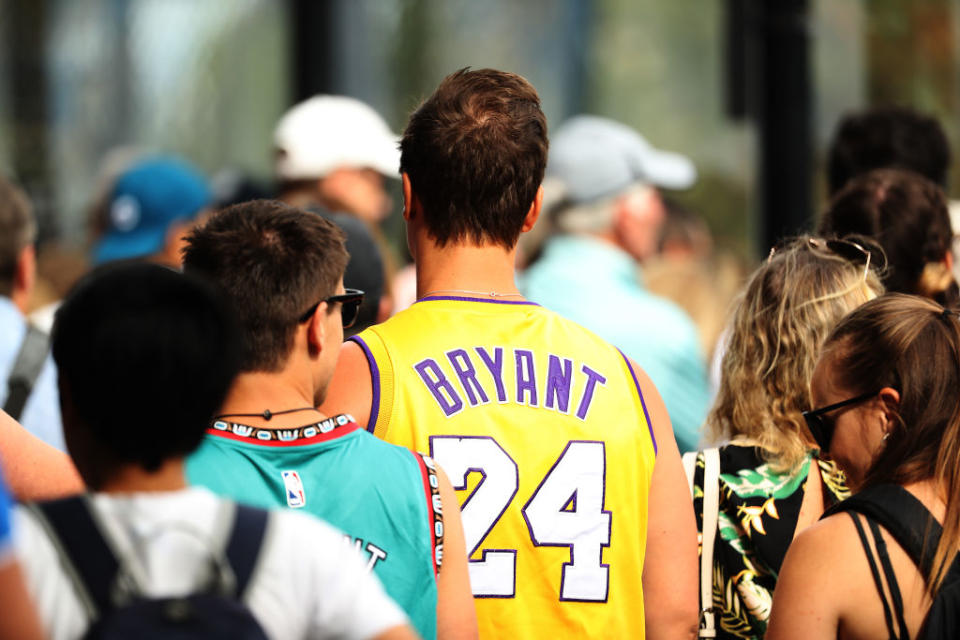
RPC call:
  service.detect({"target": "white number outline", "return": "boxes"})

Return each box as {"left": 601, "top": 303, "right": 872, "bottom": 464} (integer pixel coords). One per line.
{"left": 429, "top": 435, "right": 519, "bottom": 598}
{"left": 522, "top": 440, "right": 612, "bottom": 602}
{"left": 430, "top": 435, "right": 611, "bottom": 601}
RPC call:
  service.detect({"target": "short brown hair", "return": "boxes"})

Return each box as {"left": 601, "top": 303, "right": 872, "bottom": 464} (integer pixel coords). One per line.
{"left": 182, "top": 200, "right": 348, "bottom": 372}
{"left": 400, "top": 68, "right": 548, "bottom": 249}
{"left": 819, "top": 168, "right": 957, "bottom": 306}
{"left": 0, "top": 175, "right": 36, "bottom": 296}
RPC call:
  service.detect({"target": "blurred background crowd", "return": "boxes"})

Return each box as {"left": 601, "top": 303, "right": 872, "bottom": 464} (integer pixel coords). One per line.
{"left": 4, "top": 2, "right": 960, "bottom": 638}
{"left": 5, "top": 0, "right": 960, "bottom": 448}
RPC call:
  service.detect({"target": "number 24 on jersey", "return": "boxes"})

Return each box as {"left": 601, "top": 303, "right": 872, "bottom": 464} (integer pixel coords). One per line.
{"left": 430, "top": 436, "right": 611, "bottom": 601}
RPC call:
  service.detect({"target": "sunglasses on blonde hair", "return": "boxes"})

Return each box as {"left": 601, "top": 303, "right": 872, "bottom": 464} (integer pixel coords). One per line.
{"left": 768, "top": 237, "right": 887, "bottom": 283}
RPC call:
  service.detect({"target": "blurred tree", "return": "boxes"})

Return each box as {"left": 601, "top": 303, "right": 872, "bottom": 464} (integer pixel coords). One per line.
{"left": 867, "top": 1, "right": 959, "bottom": 192}
{"left": 4, "top": 0, "right": 54, "bottom": 239}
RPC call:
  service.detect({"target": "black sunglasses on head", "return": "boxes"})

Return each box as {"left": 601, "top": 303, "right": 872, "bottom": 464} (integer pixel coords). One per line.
{"left": 298, "top": 288, "right": 365, "bottom": 328}
{"left": 802, "top": 390, "right": 878, "bottom": 452}
{"left": 768, "top": 236, "right": 887, "bottom": 277}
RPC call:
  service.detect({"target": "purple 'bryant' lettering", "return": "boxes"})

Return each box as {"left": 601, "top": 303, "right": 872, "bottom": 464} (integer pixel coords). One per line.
{"left": 575, "top": 365, "right": 607, "bottom": 420}
{"left": 414, "top": 358, "right": 464, "bottom": 417}
{"left": 475, "top": 346, "right": 508, "bottom": 403}
{"left": 447, "top": 348, "right": 489, "bottom": 406}
{"left": 515, "top": 349, "right": 538, "bottom": 407}
{"left": 414, "top": 348, "right": 607, "bottom": 420}
{"left": 544, "top": 355, "right": 573, "bottom": 414}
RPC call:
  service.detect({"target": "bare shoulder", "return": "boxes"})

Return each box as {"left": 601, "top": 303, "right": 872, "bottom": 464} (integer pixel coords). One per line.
{"left": 0, "top": 411, "right": 82, "bottom": 500}
{"left": 319, "top": 339, "right": 373, "bottom": 428}
{"left": 767, "top": 512, "right": 865, "bottom": 639}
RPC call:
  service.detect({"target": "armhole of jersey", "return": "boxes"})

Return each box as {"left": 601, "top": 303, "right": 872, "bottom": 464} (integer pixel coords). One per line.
{"left": 413, "top": 452, "right": 443, "bottom": 579}
{"left": 349, "top": 334, "right": 384, "bottom": 436}
{"left": 618, "top": 348, "right": 657, "bottom": 456}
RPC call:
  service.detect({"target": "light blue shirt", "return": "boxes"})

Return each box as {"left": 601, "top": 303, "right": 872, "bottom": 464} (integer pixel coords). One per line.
{"left": 0, "top": 297, "right": 64, "bottom": 450}
{"left": 522, "top": 235, "right": 709, "bottom": 452}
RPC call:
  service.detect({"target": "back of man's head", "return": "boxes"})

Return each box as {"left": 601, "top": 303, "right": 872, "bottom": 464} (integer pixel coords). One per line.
{"left": 0, "top": 175, "right": 36, "bottom": 298}
{"left": 92, "top": 156, "right": 212, "bottom": 266}
{"left": 400, "top": 67, "right": 548, "bottom": 249}
{"left": 52, "top": 262, "right": 239, "bottom": 488}
{"left": 182, "top": 200, "right": 349, "bottom": 373}
{"left": 827, "top": 106, "right": 950, "bottom": 196}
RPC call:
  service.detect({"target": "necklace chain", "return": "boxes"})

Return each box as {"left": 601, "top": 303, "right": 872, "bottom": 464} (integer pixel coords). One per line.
{"left": 213, "top": 406, "right": 317, "bottom": 422}
{"left": 420, "top": 288, "right": 525, "bottom": 298}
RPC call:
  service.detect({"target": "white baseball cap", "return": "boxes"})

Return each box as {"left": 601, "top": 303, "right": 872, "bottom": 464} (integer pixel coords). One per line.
{"left": 274, "top": 95, "right": 401, "bottom": 180}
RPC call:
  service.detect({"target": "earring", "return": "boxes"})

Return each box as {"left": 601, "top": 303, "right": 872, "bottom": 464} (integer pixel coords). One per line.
{"left": 882, "top": 432, "right": 891, "bottom": 441}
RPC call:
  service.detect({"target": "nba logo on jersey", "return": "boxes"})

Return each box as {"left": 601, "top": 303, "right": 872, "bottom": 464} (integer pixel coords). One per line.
{"left": 281, "top": 470, "right": 306, "bottom": 508}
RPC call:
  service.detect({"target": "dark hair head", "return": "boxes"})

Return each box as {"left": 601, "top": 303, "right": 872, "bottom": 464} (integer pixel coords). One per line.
{"left": 400, "top": 67, "right": 548, "bottom": 249}
{"left": 182, "top": 200, "right": 348, "bottom": 372}
{"left": 823, "top": 293, "right": 960, "bottom": 591}
{"left": 52, "top": 262, "right": 240, "bottom": 487}
{"left": 827, "top": 106, "right": 950, "bottom": 195}
{"left": 818, "top": 168, "right": 957, "bottom": 306}
{"left": 0, "top": 175, "right": 36, "bottom": 296}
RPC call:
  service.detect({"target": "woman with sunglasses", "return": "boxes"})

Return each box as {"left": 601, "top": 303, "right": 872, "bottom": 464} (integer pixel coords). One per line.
{"left": 689, "top": 236, "right": 884, "bottom": 639}
{"left": 768, "top": 295, "right": 960, "bottom": 639}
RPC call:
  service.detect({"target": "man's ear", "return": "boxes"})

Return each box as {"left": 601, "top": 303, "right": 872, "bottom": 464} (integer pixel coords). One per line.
{"left": 402, "top": 172, "right": 417, "bottom": 222}
{"left": 520, "top": 185, "right": 544, "bottom": 233}
{"left": 945, "top": 249, "right": 954, "bottom": 273}
{"left": 12, "top": 245, "right": 35, "bottom": 313}
{"left": 306, "top": 302, "right": 328, "bottom": 356}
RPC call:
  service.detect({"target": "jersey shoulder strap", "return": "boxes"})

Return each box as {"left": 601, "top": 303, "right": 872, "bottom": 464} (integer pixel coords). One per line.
{"left": 4, "top": 323, "right": 50, "bottom": 421}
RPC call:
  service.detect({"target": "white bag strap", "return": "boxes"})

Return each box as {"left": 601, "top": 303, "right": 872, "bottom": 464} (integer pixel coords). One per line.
{"left": 682, "top": 451, "right": 697, "bottom": 496}
{"left": 699, "top": 447, "right": 720, "bottom": 638}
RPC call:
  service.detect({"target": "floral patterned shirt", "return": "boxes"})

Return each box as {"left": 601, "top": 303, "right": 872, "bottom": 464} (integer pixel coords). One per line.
{"left": 690, "top": 444, "right": 849, "bottom": 639}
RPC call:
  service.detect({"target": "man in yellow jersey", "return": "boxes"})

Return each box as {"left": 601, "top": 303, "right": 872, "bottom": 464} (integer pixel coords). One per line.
{"left": 322, "top": 68, "right": 698, "bottom": 639}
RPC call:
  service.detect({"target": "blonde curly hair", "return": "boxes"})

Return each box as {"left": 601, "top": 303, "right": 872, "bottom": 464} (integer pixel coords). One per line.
{"left": 706, "top": 236, "right": 884, "bottom": 470}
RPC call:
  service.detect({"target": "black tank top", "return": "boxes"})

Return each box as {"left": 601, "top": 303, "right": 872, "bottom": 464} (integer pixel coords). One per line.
{"left": 823, "top": 484, "right": 960, "bottom": 640}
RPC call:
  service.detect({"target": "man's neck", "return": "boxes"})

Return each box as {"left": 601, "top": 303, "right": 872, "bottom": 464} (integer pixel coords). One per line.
{"left": 217, "top": 370, "right": 327, "bottom": 429}
{"left": 415, "top": 241, "right": 522, "bottom": 299}
{"left": 99, "top": 459, "right": 188, "bottom": 494}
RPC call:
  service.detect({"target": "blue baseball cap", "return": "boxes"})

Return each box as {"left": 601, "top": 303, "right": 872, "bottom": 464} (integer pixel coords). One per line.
{"left": 93, "top": 157, "right": 212, "bottom": 264}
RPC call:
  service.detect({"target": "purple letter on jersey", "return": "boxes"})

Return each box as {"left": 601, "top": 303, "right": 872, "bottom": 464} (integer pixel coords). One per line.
{"left": 544, "top": 355, "right": 573, "bottom": 413}
{"left": 575, "top": 365, "right": 607, "bottom": 420}
{"left": 475, "top": 347, "right": 507, "bottom": 403}
{"left": 447, "top": 349, "right": 489, "bottom": 406}
{"left": 515, "top": 349, "right": 538, "bottom": 407}
{"left": 415, "top": 358, "right": 464, "bottom": 417}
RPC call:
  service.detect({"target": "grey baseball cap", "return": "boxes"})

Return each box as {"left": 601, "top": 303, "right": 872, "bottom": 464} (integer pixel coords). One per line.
{"left": 547, "top": 115, "right": 696, "bottom": 203}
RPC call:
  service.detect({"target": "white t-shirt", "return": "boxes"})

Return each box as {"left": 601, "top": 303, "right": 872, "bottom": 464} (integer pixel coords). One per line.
{"left": 13, "top": 487, "right": 409, "bottom": 640}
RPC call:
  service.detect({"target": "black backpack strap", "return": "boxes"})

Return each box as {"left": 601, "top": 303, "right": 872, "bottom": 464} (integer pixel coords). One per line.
{"left": 848, "top": 512, "right": 899, "bottom": 640}
{"left": 866, "top": 516, "right": 910, "bottom": 640}
{"left": 224, "top": 504, "right": 269, "bottom": 598}
{"left": 824, "top": 483, "right": 942, "bottom": 579}
{"left": 29, "top": 495, "right": 120, "bottom": 618}
{"left": 4, "top": 324, "right": 50, "bottom": 421}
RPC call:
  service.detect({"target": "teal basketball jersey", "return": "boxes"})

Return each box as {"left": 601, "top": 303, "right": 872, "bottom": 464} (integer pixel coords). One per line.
{"left": 186, "top": 414, "right": 442, "bottom": 640}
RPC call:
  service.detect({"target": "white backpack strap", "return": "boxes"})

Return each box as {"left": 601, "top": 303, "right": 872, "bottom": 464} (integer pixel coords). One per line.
{"left": 699, "top": 447, "right": 720, "bottom": 638}
{"left": 682, "top": 451, "right": 697, "bottom": 496}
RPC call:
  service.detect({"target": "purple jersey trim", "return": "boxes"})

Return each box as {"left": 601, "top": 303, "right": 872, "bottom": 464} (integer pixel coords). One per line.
{"left": 618, "top": 349, "right": 657, "bottom": 456}
{"left": 414, "top": 295, "right": 539, "bottom": 306}
{"left": 349, "top": 335, "right": 381, "bottom": 434}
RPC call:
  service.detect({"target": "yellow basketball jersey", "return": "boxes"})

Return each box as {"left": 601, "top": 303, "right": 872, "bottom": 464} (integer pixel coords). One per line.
{"left": 352, "top": 296, "right": 657, "bottom": 638}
